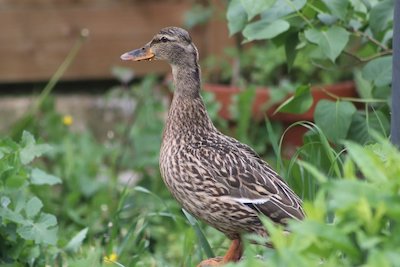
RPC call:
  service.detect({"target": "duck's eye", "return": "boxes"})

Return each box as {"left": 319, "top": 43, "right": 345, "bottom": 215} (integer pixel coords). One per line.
{"left": 161, "top": 37, "right": 169, "bottom": 43}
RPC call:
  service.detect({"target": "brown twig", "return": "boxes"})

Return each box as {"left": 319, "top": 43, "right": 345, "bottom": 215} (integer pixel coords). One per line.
{"left": 343, "top": 49, "right": 393, "bottom": 62}
{"left": 351, "top": 29, "right": 389, "bottom": 51}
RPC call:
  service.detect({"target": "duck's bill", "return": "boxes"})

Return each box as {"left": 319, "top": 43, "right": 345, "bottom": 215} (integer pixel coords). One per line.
{"left": 120, "top": 46, "right": 155, "bottom": 61}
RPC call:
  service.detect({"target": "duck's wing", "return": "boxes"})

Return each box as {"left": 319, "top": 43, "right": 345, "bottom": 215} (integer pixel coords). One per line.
{"left": 192, "top": 136, "right": 305, "bottom": 224}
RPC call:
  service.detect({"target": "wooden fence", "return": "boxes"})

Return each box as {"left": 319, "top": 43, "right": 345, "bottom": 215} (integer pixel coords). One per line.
{"left": 0, "top": 0, "right": 230, "bottom": 82}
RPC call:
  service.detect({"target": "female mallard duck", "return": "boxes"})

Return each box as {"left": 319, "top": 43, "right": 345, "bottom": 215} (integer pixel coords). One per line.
{"left": 121, "top": 27, "right": 305, "bottom": 266}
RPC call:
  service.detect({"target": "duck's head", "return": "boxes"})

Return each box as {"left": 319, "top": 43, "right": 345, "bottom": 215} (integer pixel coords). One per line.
{"left": 120, "top": 27, "right": 198, "bottom": 66}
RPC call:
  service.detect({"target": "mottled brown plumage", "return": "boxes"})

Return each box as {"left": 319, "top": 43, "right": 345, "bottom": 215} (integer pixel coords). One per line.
{"left": 121, "top": 26, "right": 305, "bottom": 266}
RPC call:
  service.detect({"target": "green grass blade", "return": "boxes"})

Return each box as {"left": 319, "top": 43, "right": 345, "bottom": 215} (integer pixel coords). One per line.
{"left": 182, "top": 209, "right": 215, "bottom": 258}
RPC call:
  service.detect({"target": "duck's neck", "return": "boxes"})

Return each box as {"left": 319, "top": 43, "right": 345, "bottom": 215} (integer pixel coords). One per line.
{"left": 171, "top": 62, "right": 201, "bottom": 98}
{"left": 163, "top": 63, "right": 215, "bottom": 140}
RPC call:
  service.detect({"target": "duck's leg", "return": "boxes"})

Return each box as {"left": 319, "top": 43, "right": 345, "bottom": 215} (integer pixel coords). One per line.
{"left": 197, "top": 239, "right": 243, "bottom": 267}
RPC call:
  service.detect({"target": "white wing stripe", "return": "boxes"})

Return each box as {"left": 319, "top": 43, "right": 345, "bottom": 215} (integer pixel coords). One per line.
{"left": 231, "top": 197, "right": 270, "bottom": 205}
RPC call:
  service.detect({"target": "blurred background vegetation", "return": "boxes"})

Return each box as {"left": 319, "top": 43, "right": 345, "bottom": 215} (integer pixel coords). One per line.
{"left": 0, "top": 0, "right": 397, "bottom": 266}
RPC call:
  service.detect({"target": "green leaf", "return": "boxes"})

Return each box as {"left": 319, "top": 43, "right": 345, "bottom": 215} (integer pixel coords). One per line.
{"left": 226, "top": 0, "right": 248, "bottom": 35}
{"left": 362, "top": 56, "right": 392, "bottom": 87}
{"left": 20, "top": 130, "right": 35, "bottom": 147}
{"left": 260, "top": 217, "right": 286, "bottom": 250}
{"left": 0, "top": 205, "right": 25, "bottom": 224}
{"left": 304, "top": 26, "right": 350, "bottom": 62}
{"left": 354, "top": 69, "right": 373, "bottom": 99}
{"left": 321, "top": 0, "right": 349, "bottom": 20}
{"left": 328, "top": 180, "right": 378, "bottom": 210}
{"left": 344, "top": 141, "right": 388, "bottom": 182}
{"left": 370, "top": 0, "right": 394, "bottom": 37}
{"left": 285, "top": 32, "right": 299, "bottom": 70}
{"left": 31, "top": 168, "right": 62, "bottom": 185}
{"left": 290, "top": 220, "right": 360, "bottom": 258}
{"left": 19, "top": 131, "right": 52, "bottom": 165}
{"left": 5, "top": 172, "right": 28, "bottom": 189}
{"left": 314, "top": 100, "right": 357, "bottom": 143}
{"left": 366, "top": 250, "right": 392, "bottom": 267}
{"left": 317, "top": 13, "right": 338, "bottom": 25}
{"left": 298, "top": 160, "right": 328, "bottom": 183}
{"left": 347, "top": 111, "right": 390, "bottom": 144}
{"left": 65, "top": 227, "right": 88, "bottom": 252}
{"left": 17, "top": 213, "right": 58, "bottom": 245}
{"left": 1, "top": 196, "right": 11, "bottom": 208}
{"left": 274, "top": 85, "right": 313, "bottom": 114}
{"left": 231, "top": 87, "right": 256, "bottom": 142}
{"left": 25, "top": 197, "right": 43, "bottom": 218}
{"left": 260, "top": 0, "right": 306, "bottom": 23}
{"left": 240, "top": 0, "right": 277, "bottom": 20}
{"left": 243, "top": 19, "right": 290, "bottom": 41}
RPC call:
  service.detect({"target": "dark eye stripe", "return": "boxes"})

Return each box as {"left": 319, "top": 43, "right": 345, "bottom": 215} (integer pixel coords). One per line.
{"left": 152, "top": 36, "right": 173, "bottom": 45}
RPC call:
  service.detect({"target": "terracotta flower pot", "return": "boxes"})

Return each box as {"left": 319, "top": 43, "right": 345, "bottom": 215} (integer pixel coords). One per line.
{"left": 203, "top": 81, "right": 358, "bottom": 155}
{"left": 203, "top": 81, "right": 357, "bottom": 122}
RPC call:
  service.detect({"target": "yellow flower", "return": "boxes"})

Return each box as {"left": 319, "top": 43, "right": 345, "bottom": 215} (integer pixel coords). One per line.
{"left": 62, "top": 115, "right": 73, "bottom": 126}
{"left": 104, "top": 252, "right": 118, "bottom": 263}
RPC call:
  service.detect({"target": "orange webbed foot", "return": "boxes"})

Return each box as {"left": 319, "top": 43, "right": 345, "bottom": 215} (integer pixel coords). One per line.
{"left": 197, "top": 239, "right": 243, "bottom": 267}
{"left": 196, "top": 257, "right": 224, "bottom": 267}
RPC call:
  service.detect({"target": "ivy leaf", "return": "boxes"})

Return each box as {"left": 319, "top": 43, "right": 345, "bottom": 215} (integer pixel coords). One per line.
{"left": 274, "top": 85, "right": 313, "bottom": 114}
{"left": 19, "top": 131, "right": 52, "bottom": 165}
{"left": 362, "top": 56, "right": 392, "bottom": 87}
{"left": 243, "top": 19, "right": 290, "bottom": 41}
{"left": 31, "top": 168, "right": 62, "bottom": 186}
{"left": 226, "top": 0, "right": 248, "bottom": 35}
{"left": 25, "top": 197, "right": 43, "bottom": 219}
{"left": 321, "top": 0, "right": 349, "bottom": 20}
{"left": 370, "top": 0, "right": 394, "bottom": 37}
{"left": 240, "top": 0, "right": 276, "bottom": 20}
{"left": 304, "top": 26, "right": 349, "bottom": 62}
{"left": 17, "top": 213, "right": 58, "bottom": 245}
{"left": 65, "top": 227, "right": 89, "bottom": 253}
{"left": 314, "top": 100, "right": 357, "bottom": 143}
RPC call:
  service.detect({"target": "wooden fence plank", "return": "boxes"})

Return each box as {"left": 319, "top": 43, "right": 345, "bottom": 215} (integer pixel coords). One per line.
{"left": 0, "top": 1, "right": 230, "bottom": 82}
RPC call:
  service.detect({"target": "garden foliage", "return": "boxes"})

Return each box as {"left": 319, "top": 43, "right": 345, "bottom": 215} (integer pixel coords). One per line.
{"left": 0, "top": 132, "right": 61, "bottom": 266}
{"left": 226, "top": 136, "right": 400, "bottom": 267}
{"left": 227, "top": 0, "right": 392, "bottom": 145}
